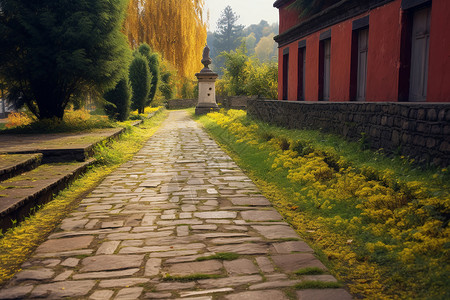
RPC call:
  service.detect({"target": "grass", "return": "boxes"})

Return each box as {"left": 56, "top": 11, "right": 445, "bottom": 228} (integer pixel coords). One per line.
{"left": 0, "top": 109, "right": 167, "bottom": 286}
{"left": 195, "top": 252, "right": 240, "bottom": 261}
{"left": 0, "top": 123, "right": 5, "bottom": 130}
{"left": 295, "top": 281, "right": 342, "bottom": 289}
{"left": 294, "top": 267, "right": 326, "bottom": 276}
{"left": 162, "top": 274, "right": 223, "bottom": 282}
{"left": 196, "top": 109, "right": 449, "bottom": 300}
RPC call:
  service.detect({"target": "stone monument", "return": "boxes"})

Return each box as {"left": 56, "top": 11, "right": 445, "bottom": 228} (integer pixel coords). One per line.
{"left": 195, "top": 45, "right": 219, "bottom": 115}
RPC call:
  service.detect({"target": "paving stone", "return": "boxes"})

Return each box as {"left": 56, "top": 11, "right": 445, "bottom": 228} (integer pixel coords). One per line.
{"left": 265, "top": 274, "right": 288, "bottom": 281}
{"left": 72, "top": 268, "right": 140, "bottom": 280}
{"left": 177, "top": 225, "right": 189, "bottom": 236}
{"left": 97, "top": 241, "right": 121, "bottom": 255}
{"left": 272, "top": 254, "right": 327, "bottom": 272}
{"left": 255, "top": 256, "right": 275, "bottom": 273}
{"left": 60, "top": 219, "right": 89, "bottom": 231}
{"left": 36, "top": 236, "right": 93, "bottom": 253}
{"left": 252, "top": 225, "right": 299, "bottom": 239}
{"left": 155, "top": 282, "right": 196, "bottom": 291}
{"left": 180, "top": 288, "right": 234, "bottom": 297}
{"left": 272, "top": 241, "right": 313, "bottom": 253}
{"left": 53, "top": 270, "right": 73, "bottom": 281}
{"left": 42, "top": 259, "right": 60, "bottom": 267}
{"left": 194, "top": 211, "right": 237, "bottom": 219}
{"left": 61, "top": 257, "right": 80, "bottom": 267}
{"left": 30, "top": 280, "right": 95, "bottom": 298}
{"left": 249, "top": 280, "right": 301, "bottom": 290}
{"left": 150, "top": 250, "right": 199, "bottom": 258}
{"left": 0, "top": 285, "right": 33, "bottom": 299}
{"left": 224, "top": 290, "right": 288, "bottom": 300}
{"left": 115, "top": 287, "right": 143, "bottom": 299}
{"left": 107, "top": 231, "right": 172, "bottom": 240}
{"left": 208, "top": 243, "right": 269, "bottom": 255}
{"left": 36, "top": 249, "right": 94, "bottom": 258}
{"left": 296, "top": 289, "right": 353, "bottom": 300}
{"left": 101, "top": 221, "right": 124, "bottom": 228}
{"left": 210, "top": 237, "right": 262, "bottom": 244}
{"left": 14, "top": 268, "right": 54, "bottom": 281}
{"left": 90, "top": 290, "right": 114, "bottom": 300}
{"left": 229, "top": 198, "right": 271, "bottom": 206}
{"left": 191, "top": 225, "right": 218, "bottom": 230}
{"left": 99, "top": 278, "right": 149, "bottom": 288}
{"left": 167, "top": 260, "right": 223, "bottom": 276}
{"left": 197, "top": 275, "right": 263, "bottom": 289}
{"left": 143, "top": 292, "right": 172, "bottom": 299}
{"left": 80, "top": 255, "right": 144, "bottom": 272}
{"left": 119, "top": 243, "right": 205, "bottom": 254}
{"left": 240, "top": 210, "right": 283, "bottom": 221}
{"left": 224, "top": 259, "right": 259, "bottom": 275}
{"left": 223, "top": 225, "right": 248, "bottom": 231}
{"left": 145, "top": 258, "right": 161, "bottom": 277}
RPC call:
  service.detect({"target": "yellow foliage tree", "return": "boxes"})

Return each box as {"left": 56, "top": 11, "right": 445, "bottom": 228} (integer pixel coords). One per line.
{"left": 124, "top": 0, "right": 207, "bottom": 79}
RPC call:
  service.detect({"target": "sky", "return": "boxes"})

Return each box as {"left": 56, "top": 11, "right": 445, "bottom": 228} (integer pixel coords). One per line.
{"left": 204, "top": 0, "right": 279, "bottom": 32}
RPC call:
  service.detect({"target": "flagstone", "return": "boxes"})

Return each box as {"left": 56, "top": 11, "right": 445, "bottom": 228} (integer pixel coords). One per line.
{"left": 224, "top": 290, "right": 288, "bottom": 300}
{"left": 30, "top": 280, "right": 95, "bottom": 298}
{"left": 36, "top": 236, "right": 94, "bottom": 253}
{"left": 80, "top": 255, "right": 144, "bottom": 272}
{"left": 167, "top": 260, "right": 223, "bottom": 276}
{"left": 99, "top": 278, "right": 149, "bottom": 288}
{"left": 197, "top": 275, "right": 263, "bottom": 289}
{"left": 271, "top": 254, "right": 327, "bottom": 272}
{"left": 296, "top": 289, "right": 353, "bottom": 300}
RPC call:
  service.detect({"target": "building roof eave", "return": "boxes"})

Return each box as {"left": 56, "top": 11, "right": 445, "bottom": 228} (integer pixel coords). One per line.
{"left": 274, "top": 0, "right": 395, "bottom": 47}
{"left": 273, "top": 0, "right": 293, "bottom": 8}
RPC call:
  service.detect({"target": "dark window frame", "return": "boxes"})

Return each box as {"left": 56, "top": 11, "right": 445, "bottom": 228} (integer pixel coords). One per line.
{"left": 282, "top": 47, "right": 290, "bottom": 100}
{"left": 319, "top": 37, "right": 331, "bottom": 101}
{"left": 297, "top": 40, "right": 306, "bottom": 101}
{"left": 350, "top": 16, "right": 369, "bottom": 101}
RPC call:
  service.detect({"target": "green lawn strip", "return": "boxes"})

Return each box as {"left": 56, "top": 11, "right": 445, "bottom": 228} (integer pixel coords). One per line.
{"left": 162, "top": 274, "right": 223, "bottom": 282}
{"left": 195, "top": 252, "right": 240, "bottom": 261}
{"left": 0, "top": 110, "right": 167, "bottom": 286}
{"left": 195, "top": 110, "right": 449, "bottom": 299}
{"left": 294, "top": 267, "right": 326, "bottom": 276}
{"left": 295, "top": 281, "right": 342, "bottom": 289}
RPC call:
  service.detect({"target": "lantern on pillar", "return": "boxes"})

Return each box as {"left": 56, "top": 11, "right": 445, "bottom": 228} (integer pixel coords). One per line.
{"left": 195, "top": 45, "right": 219, "bottom": 115}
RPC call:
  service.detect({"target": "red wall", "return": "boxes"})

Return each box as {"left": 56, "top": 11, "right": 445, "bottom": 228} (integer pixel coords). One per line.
{"left": 427, "top": 0, "right": 450, "bottom": 102}
{"left": 365, "top": 1, "right": 402, "bottom": 102}
{"left": 279, "top": 1, "right": 299, "bottom": 33}
{"left": 330, "top": 22, "right": 353, "bottom": 101}
{"left": 277, "top": 0, "right": 450, "bottom": 102}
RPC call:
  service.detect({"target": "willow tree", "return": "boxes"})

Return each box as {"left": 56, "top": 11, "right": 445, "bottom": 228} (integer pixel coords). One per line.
{"left": 124, "top": 0, "right": 207, "bottom": 78}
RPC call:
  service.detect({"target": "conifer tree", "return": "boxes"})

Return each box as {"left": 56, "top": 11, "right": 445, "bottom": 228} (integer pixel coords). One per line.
{"left": 138, "top": 43, "right": 160, "bottom": 107}
{"left": 0, "top": 0, "right": 131, "bottom": 120}
{"left": 129, "top": 53, "right": 151, "bottom": 114}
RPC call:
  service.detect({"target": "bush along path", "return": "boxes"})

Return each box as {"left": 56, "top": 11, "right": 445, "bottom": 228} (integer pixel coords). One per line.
{"left": 0, "top": 111, "right": 351, "bottom": 300}
{"left": 198, "top": 109, "right": 450, "bottom": 299}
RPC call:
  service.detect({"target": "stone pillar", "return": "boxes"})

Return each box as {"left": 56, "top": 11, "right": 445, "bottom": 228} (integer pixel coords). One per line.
{"left": 195, "top": 45, "right": 219, "bottom": 115}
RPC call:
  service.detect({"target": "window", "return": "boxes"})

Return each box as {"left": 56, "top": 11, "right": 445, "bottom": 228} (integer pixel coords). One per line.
{"left": 282, "top": 48, "right": 289, "bottom": 100}
{"left": 297, "top": 40, "right": 306, "bottom": 101}
{"left": 350, "top": 16, "right": 369, "bottom": 101}
{"left": 399, "top": 1, "right": 432, "bottom": 102}
{"left": 319, "top": 38, "right": 331, "bottom": 101}
{"left": 409, "top": 6, "right": 431, "bottom": 102}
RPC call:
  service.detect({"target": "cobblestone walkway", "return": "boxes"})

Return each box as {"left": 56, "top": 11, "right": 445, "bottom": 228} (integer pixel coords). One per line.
{"left": 0, "top": 111, "right": 352, "bottom": 300}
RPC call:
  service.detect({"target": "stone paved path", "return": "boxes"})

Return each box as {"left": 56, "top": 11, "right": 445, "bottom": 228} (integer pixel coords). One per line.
{"left": 0, "top": 111, "right": 352, "bottom": 299}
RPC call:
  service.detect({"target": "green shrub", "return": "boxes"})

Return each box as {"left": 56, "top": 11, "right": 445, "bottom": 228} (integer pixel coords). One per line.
{"left": 129, "top": 53, "right": 151, "bottom": 114}
{"left": 104, "top": 76, "right": 132, "bottom": 121}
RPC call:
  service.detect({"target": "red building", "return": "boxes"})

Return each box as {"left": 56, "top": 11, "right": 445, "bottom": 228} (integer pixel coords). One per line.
{"left": 274, "top": 0, "right": 450, "bottom": 102}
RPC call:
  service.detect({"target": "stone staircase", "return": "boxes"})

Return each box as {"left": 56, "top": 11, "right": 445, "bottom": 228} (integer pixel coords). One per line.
{"left": 0, "top": 153, "right": 94, "bottom": 231}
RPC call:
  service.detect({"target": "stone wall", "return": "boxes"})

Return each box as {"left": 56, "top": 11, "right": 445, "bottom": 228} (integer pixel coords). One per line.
{"left": 166, "top": 99, "right": 197, "bottom": 109}
{"left": 219, "top": 96, "right": 257, "bottom": 110}
{"left": 247, "top": 100, "right": 450, "bottom": 167}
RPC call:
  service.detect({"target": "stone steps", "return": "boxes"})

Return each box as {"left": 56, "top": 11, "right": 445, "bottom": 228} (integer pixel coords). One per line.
{"left": 0, "top": 159, "right": 94, "bottom": 231}
{"left": 0, "top": 153, "right": 42, "bottom": 182}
